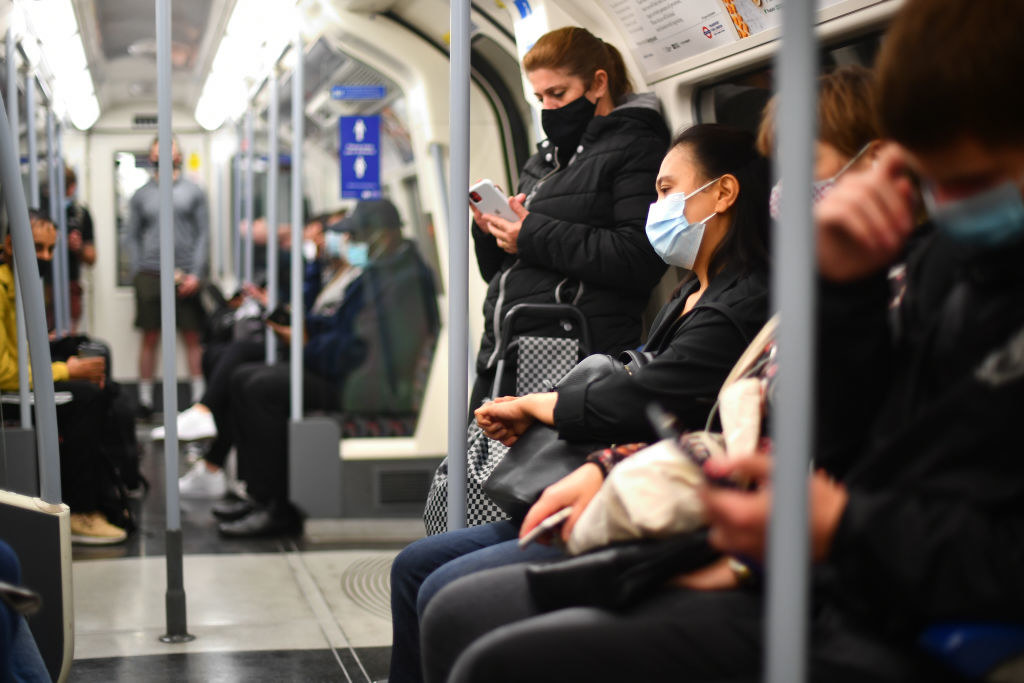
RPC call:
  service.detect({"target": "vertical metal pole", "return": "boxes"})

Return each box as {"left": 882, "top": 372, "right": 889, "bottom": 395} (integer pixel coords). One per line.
{"left": 266, "top": 73, "right": 279, "bottom": 365}
{"left": 55, "top": 125, "right": 71, "bottom": 334}
{"left": 46, "top": 110, "right": 67, "bottom": 337}
{"left": 446, "top": 0, "right": 470, "bottom": 531}
{"left": 8, "top": 40, "right": 31, "bottom": 431}
{"left": 233, "top": 124, "right": 242, "bottom": 282}
{"left": 289, "top": 34, "right": 304, "bottom": 422}
{"left": 766, "top": 2, "right": 816, "bottom": 682}
{"left": 25, "top": 74, "right": 38, "bottom": 211}
{"left": 0, "top": 84, "right": 61, "bottom": 503}
{"left": 243, "top": 107, "right": 255, "bottom": 285}
{"left": 156, "top": 0, "right": 193, "bottom": 644}
{"left": 215, "top": 169, "right": 225, "bottom": 279}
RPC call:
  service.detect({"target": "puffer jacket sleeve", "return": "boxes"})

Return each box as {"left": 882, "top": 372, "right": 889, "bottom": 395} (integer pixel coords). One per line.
{"left": 472, "top": 219, "right": 506, "bottom": 282}
{"left": 515, "top": 133, "right": 667, "bottom": 296}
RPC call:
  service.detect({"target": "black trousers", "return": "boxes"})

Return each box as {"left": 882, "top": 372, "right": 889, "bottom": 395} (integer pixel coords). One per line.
{"left": 420, "top": 564, "right": 963, "bottom": 683}
{"left": 200, "top": 339, "right": 265, "bottom": 467}
{"left": 228, "top": 362, "right": 338, "bottom": 506}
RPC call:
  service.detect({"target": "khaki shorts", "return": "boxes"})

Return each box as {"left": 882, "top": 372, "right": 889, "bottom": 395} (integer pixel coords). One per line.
{"left": 133, "top": 271, "right": 205, "bottom": 332}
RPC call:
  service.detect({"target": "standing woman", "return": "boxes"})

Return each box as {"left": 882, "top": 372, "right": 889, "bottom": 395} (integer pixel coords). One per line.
{"left": 394, "top": 26, "right": 669, "bottom": 683}
{"left": 469, "top": 26, "right": 669, "bottom": 409}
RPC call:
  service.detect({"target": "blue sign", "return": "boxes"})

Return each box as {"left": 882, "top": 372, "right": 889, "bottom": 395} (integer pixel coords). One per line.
{"left": 331, "top": 85, "right": 387, "bottom": 100}
{"left": 514, "top": 0, "right": 532, "bottom": 18}
{"left": 339, "top": 115, "right": 381, "bottom": 200}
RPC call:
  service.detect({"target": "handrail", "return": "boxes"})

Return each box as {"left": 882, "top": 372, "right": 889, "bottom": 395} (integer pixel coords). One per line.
{"left": 765, "top": 1, "right": 817, "bottom": 682}
{"left": 243, "top": 106, "right": 255, "bottom": 285}
{"left": 265, "top": 71, "right": 279, "bottom": 365}
{"left": 0, "top": 77, "right": 63, "bottom": 504}
{"left": 446, "top": 0, "right": 471, "bottom": 531}
{"left": 55, "top": 122, "right": 71, "bottom": 334}
{"left": 7, "top": 30, "right": 31, "bottom": 431}
{"left": 289, "top": 32, "right": 305, "bottom": 422}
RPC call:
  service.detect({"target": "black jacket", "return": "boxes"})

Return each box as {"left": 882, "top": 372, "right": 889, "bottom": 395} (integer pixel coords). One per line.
{"left": 472, "top": 93, "right": 669, "bottom": 389}
{"left": 553, "top": 266, "right": 769, "bottom": 444}
{"left": 816, "top": 229, "right": 1024, "bottom": 638}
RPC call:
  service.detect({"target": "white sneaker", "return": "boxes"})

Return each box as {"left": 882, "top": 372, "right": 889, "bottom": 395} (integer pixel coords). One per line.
{"left": 178, "top": 460, "right": 227, "bottom": 499}
{"left": 152, "top": 405, "right": 218, "bottom": 441}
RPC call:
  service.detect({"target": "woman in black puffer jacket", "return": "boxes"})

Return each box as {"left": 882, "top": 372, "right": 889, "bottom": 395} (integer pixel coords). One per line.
{"left": 469, "top": 26, "right": 669, "bottom": 409}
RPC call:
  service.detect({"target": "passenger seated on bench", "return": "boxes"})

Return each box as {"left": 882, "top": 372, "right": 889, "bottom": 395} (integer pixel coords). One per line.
{"left": 0, "top": 540, "right": 49, "bottom": 681}
{"left": 420, "top": 2, "right": 1024, "bottom": 680}
{"left": 215, "top": 199, "right": 438, "bottom": 537}
{"left": 389, "top": 124, "right": 771, "bottom": 683}
{"left": 155, "top": 213, "right": 357, "bottom": 500}
{"left": 0, "top": 212, "right": 126, "bottom": 544}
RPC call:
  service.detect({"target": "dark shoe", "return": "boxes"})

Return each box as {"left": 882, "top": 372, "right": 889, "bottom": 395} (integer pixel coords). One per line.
{"left": 211, "top": 498, "right": 254, "bottom": 522}
{"left": 135, "top": 402, "right": 154, "bottom": 420}
{"left": 217, "top": 501, "right": 302, "bottom": 538}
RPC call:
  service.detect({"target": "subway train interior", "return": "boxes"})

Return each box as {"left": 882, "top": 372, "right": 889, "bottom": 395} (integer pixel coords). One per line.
{"left": 2, "top": 0, "right": 1022, "bottom": 681}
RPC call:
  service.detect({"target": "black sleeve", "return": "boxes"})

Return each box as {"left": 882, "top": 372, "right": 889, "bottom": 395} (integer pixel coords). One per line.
{"left": 472, "top": 219, "right": 506, "bottom": 282}
{"left": 515, "top": 135, "right": 667, "bottom": 297}
{"left": 552, "top": 305, "right": 756, "bottom": 443}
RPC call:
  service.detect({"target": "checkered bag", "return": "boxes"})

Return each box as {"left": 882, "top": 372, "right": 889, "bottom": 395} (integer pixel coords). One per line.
{"left": 423, "top": 335, "right": 580, "bottom": 535}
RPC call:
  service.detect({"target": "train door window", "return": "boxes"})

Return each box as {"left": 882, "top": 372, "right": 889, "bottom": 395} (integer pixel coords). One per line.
{"left": 113, "top": 150, "right": 152, "bottom": 287}
{"left": 695, "top": 31, "right": 884, "bottom": 134}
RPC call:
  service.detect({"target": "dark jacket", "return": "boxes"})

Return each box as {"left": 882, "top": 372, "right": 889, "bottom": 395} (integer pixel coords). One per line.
{"left": 553, "top": 266, "right": 769, "bottom": 444}
{"left": 816, "top": 229, "right": 1024, "bottom": 638}
{"left": 472, "top": 93, "right": 670, "bottom": 389}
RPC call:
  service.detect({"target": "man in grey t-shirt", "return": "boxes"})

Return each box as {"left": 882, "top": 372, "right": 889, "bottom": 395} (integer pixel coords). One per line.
{"left": 127, "top": 137, "right": 209, "bottom": 414}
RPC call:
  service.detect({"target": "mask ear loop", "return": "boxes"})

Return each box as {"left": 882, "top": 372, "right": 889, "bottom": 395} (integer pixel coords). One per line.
{"left": 831, "top": 142, "right": 875, "bottom": 182}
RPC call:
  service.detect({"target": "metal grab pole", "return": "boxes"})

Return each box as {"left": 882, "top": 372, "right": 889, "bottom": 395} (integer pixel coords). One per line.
{"left": 265, "top": 73, "right": 279, "bottom": 365}
{"left": 8, "top": 35, "right": 31, "bottom": 431}
{"left": 243, "top": 107, "right": 255, "bottom": 285}
{"left": 446, "top": 0, "right": 470, "bottom": 531}
{"left": 766, "top": 1, "right": 816, "bottom": 682}
{"left": 0, "top": 85, "right": 62, "bottom": 503}
{"left": 289, "top": 34, "right": 304, "bottom": 422}
{"left": 45, "top": 110, "right": 66, "bottom": 338}
{"left": 156, "top": 0, "right": 193, "bottom": 644}
{"left": 233, "top": 124, "right": 242, "bottom": 282}
{"left": 25, "top": 74, "right": 38, "bottom": 211}
{"left": 56, "top": 125, "right": 71, "bottom": 334}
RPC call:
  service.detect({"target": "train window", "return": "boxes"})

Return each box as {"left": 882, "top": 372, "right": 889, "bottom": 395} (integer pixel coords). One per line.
{"left": 113, "top": 150, "right": 152, "bottom": 287}
{"left": 695, "top": 31, "right": 883, "bottom": 135}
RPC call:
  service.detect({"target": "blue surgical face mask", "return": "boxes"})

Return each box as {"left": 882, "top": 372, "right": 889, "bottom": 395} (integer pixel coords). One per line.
{"left": 923, "top": 178, "right": 1024, "bottom": 248}
{"left": 324, "top": 231, "right": 345, "bottom": 259}
{"left": 645, "top": 177, "right": 721, "bottom": 269}
{"left": 346, "top": 241, "right": 370, "bottom": 268}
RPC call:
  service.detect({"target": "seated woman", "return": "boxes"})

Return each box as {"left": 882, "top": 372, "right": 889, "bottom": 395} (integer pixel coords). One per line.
{"left": 389, "top": 123, "right": 771, "bottom": 682}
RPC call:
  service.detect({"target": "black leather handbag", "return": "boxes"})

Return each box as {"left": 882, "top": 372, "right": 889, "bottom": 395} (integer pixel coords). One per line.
{"left": 481, "top": 350, "right": 653, "bottom": 522}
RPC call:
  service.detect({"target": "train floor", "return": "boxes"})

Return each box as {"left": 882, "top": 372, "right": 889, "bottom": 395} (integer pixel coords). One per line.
{"left": 66, "top": 421, "right": 420, "bottom": 682}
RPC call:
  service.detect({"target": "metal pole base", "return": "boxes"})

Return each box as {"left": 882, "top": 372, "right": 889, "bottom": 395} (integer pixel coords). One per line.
{"left": 160, "top": 528, "right": 194, "bottom": 643}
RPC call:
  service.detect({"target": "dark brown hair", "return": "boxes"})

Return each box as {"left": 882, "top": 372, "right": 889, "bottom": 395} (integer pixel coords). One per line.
{"left": 876, "top": 0, "right": 1024, "bottom": 151}
{"left": 757, "top": 65, "right": 879, "bottom": 158}
{"left": 522, "top": 27, "right": 634, "bottom": 106}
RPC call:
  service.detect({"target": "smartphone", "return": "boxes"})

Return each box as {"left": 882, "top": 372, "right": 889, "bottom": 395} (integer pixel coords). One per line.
{"left": 518, "top": 506, "right": 573, "bottom": 549}
{"left": 264, "top": 304, "right": 291, "bottom": 326}
{"left": 469, "top": 179, "right": 515, "bottom": 221}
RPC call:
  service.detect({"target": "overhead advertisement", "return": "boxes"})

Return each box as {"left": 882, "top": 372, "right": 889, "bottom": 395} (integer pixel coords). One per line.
{"left": 339, "top": 115, "right": 381, "bottom": 200}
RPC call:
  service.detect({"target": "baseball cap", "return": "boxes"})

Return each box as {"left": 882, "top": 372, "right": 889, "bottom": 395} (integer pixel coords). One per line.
{"left": 328, "top": 198, "right": 403, "bottom": 234}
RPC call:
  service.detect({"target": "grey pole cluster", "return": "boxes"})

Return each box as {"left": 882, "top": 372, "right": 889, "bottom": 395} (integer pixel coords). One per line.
{"left": 233, "top": 124, "right": 243, "bottom": 281}
{"left": 265, "top": 72, "right": 280, "bottom": 365}
{"left": 289, "top": 33, "right": 304, "bottom": 422}
{"left": 243, "top": 106, "right": 255, "bottom": 285}
{"left": 155, "top": 0, "right": 193, "bottom": 644}
{"left": 0, "top": 79, "right": 62, "bottom": 504}
{"left": 446, "top": 0, "right": 471, "bottom": 531}
{"left": 7, "top": 31, "right": 31, "bottom": 431}
{"left": 766, "top": 1, "right": 817, "bottom": 681}
{"left": 55, "top": 124, "right": 71, "bottom": 335}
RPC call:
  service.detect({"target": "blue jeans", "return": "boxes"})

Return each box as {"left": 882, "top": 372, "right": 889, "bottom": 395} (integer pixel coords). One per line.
{"left": 0, "top": 540, "right": 48, "bottom": 683}
{"left": 389, "top": 521, "right": 564, "bottom": 683}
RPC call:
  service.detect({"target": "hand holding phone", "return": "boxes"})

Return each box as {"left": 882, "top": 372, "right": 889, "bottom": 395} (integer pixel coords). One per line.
{"left": 469, "top": 179, "right": 515, "bottom": 222}
{"left": 518, "top": 506, "right": 573, "bottom": 549}
{"left": 264, "top": 304, "right": 291, "bottom": 326}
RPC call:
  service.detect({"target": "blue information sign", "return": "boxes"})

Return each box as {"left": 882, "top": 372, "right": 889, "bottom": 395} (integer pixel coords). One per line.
{"left": 331, "top": 85, "right": 387, "bottom": 100}
{"left": 339, "top": 115, "right": 381, "bottom": 199}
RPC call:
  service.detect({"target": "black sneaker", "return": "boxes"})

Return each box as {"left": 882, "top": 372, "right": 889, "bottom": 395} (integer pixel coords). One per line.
{"left": 135, "top": 402, "right": 154, "bottom": 420}
{"left": 217, "top": 501, "right": 303, "bottom": 538}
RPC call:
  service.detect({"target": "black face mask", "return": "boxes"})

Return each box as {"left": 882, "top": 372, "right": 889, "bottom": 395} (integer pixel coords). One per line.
{"left": 541, "top": 94, "right": 597, "bottom": 156}
{"left": 37, "top": 259, "right": 52, "bottom": 279}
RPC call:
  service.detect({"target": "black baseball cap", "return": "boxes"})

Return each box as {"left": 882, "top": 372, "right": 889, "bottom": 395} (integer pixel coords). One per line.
{"left": 328, "top": 198, "right": 403, "bottom": 234}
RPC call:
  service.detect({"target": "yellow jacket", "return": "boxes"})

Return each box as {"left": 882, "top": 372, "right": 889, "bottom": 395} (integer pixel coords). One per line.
{"left": 0, "top": 262, "right": 68, "bottom": 390}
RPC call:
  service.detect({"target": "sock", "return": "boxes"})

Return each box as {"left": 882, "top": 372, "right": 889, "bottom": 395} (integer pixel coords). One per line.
{"left": 190, "top": 376, "right": 205, "bottom": 403}
{"left": 139, "top": 380, "right": 154, "bottom": 407}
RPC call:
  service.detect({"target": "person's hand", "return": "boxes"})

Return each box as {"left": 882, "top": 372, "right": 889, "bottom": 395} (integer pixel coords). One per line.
{"left": 671, "top": 557, "right": 740, "bottom": 591}
{"left": 815, "top": 143, "right": 917, "bottom": 282}
{"left": 266, "top": 320, "right": 291, "bottom": 344}
{"left": 474, "top": 395, "right": 536, "bottom": 446}
{"left": 68, "top": 229, "right": 82, "bottom": 253}
{"left": 700, "top": 454, "right": 849, "bottom": 564}
{"left": 482, "top": 193, "right": 529, "bottom": 254}
{"left": 242, "top": 283, "right": 268, "bottom": 307}
{"left": 176, "top": 274, "right": 200, "bottom": 297}
{"left": 66, "top": 355, "right": 106, "bottom": 387}
{"left": 519, "top": 462, "right": 605, "bottom": 544}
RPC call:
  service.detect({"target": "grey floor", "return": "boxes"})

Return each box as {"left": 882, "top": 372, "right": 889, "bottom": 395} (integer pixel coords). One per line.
{"left": 67, "top": 424, "right": 423, "bottom": 682}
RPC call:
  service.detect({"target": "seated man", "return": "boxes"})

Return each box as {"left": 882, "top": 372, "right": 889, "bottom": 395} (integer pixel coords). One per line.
{"left": 418, "top": 1, "right": 1024, "bottom": 681}
{"left": 216, "top": 199, "right": 439, "bottom": 536}
{"left": 0, "top": 213, "right": 125, "bottom": 544}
